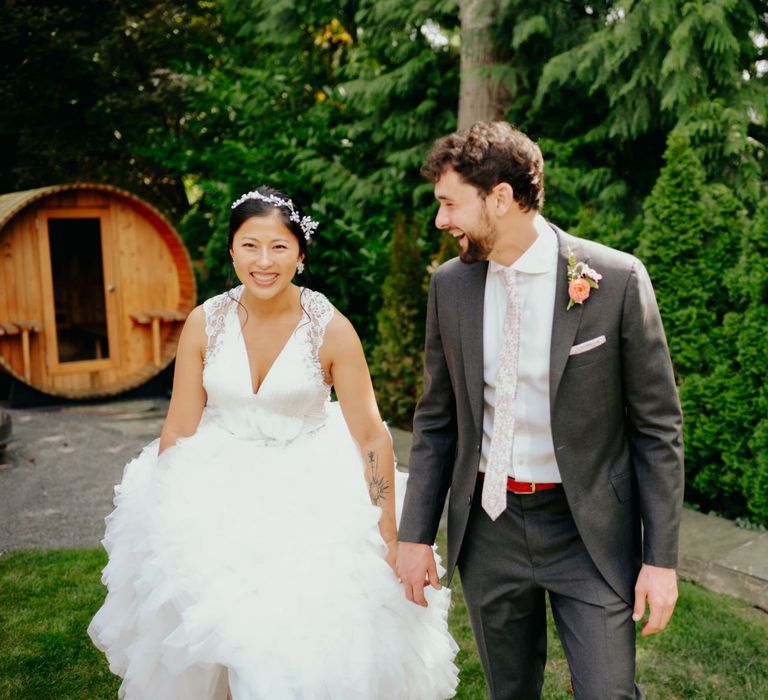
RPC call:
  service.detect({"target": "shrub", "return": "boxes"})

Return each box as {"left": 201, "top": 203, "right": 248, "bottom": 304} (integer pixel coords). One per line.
{"left": 370, "top": 214, "right": 428, "bottom": 428}
{"left": 636, "top": 132, "right": 767, "bottom": 524}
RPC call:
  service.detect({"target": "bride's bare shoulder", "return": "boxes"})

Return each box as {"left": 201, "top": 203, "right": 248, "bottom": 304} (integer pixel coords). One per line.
{"left": 319, "top": 305, "right": 364, "bottom": 355}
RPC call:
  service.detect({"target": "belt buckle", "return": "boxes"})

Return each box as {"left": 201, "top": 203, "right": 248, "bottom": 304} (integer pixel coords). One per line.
{"left": 508, "top": 478, "right": 537, "bottom": 494}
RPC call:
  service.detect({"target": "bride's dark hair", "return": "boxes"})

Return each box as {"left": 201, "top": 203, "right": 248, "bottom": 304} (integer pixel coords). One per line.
{"left": 228, "top": 185, "right": 311, "bottom": 267}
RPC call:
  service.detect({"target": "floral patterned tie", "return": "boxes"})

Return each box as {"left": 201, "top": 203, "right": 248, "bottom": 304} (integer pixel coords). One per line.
{"left": 482, "top": 267, "right": 521, "bottom": 520}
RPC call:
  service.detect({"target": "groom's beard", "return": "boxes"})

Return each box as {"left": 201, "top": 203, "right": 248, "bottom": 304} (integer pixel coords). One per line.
{"left": 459, "top": 209, "right": 497, "bottom": 264}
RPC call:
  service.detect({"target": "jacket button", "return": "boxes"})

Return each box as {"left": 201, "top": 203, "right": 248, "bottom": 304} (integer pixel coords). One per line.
{"left": 466, "top": 495, "right": 472, "bottom": 506}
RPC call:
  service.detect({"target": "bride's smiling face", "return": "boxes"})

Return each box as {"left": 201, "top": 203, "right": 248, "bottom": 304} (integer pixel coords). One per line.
{"left": 230, "top": 211, "right": 303, "bottom": 300}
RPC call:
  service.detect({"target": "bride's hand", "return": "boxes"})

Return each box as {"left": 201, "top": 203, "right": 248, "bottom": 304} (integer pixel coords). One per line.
{"left": 396, "top": 542, "right": 441, "bottom": 607}
{"left": 385, "top": 539, "right": 398, "bottom": 572}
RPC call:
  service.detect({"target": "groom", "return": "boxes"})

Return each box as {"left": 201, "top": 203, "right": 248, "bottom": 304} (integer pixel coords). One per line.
{"left": 396, "top": 122, "right": 684, "bottom": 699}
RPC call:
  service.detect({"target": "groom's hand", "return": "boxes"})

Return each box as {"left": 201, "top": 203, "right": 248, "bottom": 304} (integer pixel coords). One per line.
{"left": 633, "top": 563, "right": 678, "bottom": 636}
{"left": 396, "top": 542, "right": 442, "bottom": 607}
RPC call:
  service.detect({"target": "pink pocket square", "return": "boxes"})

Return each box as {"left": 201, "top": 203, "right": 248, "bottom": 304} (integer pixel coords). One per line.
{"left": 569, "top": 335, "right": 606, "bottom": 356}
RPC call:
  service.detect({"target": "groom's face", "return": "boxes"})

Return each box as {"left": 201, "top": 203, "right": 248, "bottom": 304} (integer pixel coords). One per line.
{"left": 434, "top": 168, "right": 497, "bottom": 264}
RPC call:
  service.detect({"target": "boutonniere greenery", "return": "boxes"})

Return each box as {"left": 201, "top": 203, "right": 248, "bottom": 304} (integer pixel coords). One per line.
{"left": 566, "top": 248, "right": 602, "bottom": 310}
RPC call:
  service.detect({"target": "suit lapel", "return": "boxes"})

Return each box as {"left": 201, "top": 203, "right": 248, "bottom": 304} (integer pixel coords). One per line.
{"left": 459, "top": 261, "right": 488, "bottom": 434}
{"left": 549, "top": 229, "right": 585, "bottom": 408}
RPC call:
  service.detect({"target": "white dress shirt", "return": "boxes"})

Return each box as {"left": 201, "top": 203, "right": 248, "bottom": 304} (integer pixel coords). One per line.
{"left": 479, "top": 215, "right": 561, "bottom": 483}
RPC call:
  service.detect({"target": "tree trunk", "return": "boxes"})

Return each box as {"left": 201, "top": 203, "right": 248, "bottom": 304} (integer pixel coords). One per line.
{"left": 458, "top": 0, "right": 509, "bottom": 130}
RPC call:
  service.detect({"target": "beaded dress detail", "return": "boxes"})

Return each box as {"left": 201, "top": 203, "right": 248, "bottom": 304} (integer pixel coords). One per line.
{"left": 88, "top": 286, "right": 458, "bottom": 700}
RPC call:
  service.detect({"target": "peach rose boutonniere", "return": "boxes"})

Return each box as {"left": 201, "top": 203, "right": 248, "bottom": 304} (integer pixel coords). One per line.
{"left": 567, "top": 249, "right": 602, "bottom": 310}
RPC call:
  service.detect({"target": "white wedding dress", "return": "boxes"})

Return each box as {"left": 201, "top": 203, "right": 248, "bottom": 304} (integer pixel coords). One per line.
{"left": 88, "top": 286, "right": 459, "bottom": 700}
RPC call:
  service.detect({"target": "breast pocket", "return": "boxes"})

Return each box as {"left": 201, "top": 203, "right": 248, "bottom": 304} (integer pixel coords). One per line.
{"left": 566, "top": 340, "right": 608, "bottom": 369}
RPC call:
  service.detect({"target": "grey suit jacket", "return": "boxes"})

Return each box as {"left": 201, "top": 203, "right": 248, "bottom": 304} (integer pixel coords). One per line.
{"left": 399, "top": 224, "right": 684, "bottom": 604}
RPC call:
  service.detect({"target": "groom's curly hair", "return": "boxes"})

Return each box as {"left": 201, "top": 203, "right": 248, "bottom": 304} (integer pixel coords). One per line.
{"left": 422, "top": 121, "right": 544, "bottom": 212}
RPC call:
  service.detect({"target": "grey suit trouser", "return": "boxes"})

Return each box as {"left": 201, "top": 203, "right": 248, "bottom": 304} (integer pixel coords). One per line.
{"left": 458, "top": 481, "right": 643, "bottom": 700}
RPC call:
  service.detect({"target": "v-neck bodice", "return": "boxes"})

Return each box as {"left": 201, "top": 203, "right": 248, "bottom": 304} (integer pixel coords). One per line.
{"left": 201, "top": 286, "right": 334, "bottom": 443}
{"left": 239, "top": 313, "right": 303, "bottom": 397}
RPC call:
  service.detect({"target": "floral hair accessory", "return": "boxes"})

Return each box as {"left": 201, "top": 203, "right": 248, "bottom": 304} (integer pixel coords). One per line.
{"left": 566, "top": 248, "right": 602, "bottom": 310}
{"left": 231, "top": 190, "right": 319, "bottom": 241}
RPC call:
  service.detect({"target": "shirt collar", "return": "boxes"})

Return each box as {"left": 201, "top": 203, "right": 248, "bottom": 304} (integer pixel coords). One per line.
{"left": 489, "top": 215, "right": 558, "bottom": 276}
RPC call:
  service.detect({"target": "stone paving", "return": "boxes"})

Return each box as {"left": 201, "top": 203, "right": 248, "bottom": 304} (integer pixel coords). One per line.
{"left": 1, "top": 400, "right": 766, "bottom": 612}
{"left": 0, "top": 399, "right": 167, "bottom": 551}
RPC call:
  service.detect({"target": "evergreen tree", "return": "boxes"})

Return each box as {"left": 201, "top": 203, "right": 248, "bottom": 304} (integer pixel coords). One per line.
{"left": 536, "top": 0, "right": 768, "bottom": 205}
{"left": 713, "top": 200, "right": 768, "bottom": 523}
{"left": 671, "top": 183, "right": 752, "bottom": 520}
{"left": 370, "top": 215, "right": 428, "bottom": 427}
{"left": 636, "top": 132, "right": 714, "bottom": 376}
{"left": 636, "top": 131, "right": 768, "bottom": 524}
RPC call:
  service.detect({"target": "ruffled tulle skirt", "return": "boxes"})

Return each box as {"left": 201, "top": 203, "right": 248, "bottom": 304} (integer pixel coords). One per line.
{"left": 88, "top": 405, "right": 458, "bottom": 699}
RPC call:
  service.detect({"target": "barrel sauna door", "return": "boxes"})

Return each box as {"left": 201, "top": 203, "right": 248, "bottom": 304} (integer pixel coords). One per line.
{"left": 37, "top": 208, "right": 118, "bottom": 375}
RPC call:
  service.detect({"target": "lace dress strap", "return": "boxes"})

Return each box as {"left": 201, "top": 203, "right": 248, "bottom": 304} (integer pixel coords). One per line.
{"left": 203, "top": 286, "right": 242, "bottom": 366}
{"left": 301, "top": 289, "right": 335, "bottom": 387}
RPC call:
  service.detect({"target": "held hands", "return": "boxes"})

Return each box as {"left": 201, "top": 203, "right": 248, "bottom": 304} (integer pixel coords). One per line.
{"left": 633, "top": 563, "right": 678, "bottom": 636}
{"left": 384, "top": 539, "right": 398, "bottom": 573}
{"left": 396, "top": 542, "right": 442, "bottom": 607}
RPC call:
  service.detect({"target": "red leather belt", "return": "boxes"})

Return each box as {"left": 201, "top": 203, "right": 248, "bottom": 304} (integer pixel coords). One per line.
{"left": 477, "top": 471, "right": 561, "bottom": 494}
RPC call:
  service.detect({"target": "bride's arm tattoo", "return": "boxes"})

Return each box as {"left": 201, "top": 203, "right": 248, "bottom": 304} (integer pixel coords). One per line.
{"left": 366, "top": 450, "right": 390, "bottom": 505}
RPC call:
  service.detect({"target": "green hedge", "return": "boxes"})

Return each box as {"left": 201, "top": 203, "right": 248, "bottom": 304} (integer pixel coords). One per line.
{"left": 635, "top": 133, "right": 768, "bottom": 525}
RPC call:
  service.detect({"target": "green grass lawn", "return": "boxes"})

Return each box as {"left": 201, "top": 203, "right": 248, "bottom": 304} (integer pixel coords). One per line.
{"left": 1, "top": 548, "right": 767, "bottom": 699}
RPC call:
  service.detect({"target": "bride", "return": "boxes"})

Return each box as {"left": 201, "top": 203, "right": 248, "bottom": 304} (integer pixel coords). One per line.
{"left": 88, "top": 186, "right": 459, "bottom": 699}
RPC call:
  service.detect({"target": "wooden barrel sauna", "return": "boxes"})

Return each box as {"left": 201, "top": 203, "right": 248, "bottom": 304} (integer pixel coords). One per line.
{"left": 0, "top": 183, "right": 196, "bottom": 399}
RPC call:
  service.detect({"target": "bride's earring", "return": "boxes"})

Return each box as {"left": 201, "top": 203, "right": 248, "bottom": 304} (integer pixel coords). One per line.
{"left": 296, "top": 261, "right": 305, "bottom": 275}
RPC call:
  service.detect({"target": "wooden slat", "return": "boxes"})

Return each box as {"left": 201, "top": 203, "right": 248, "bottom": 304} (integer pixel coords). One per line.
{"left": 77, "top": 191, "right": 110, "bottom": 208}
{"left": 151, "top": 317, "right": 161, "bottom": 367}
{"left": 21, "top": 328, "right": 31, "bottom": 380}
{"left": 36, "top": 208, "right": 58, "bottom": 378}
{"left": 3, "top": 219, "right": 20, "bottom": 340}
{"left": 100, "top": 202, "right": 119, "bottom": 367}
{"left": 117, "top": 203, "right": 139, "bottom": 367}
{"left": 1, "top": 218, "right": 23, "bottom": 373}
{"left": 22, "top": 210, "right": 43, "bottom": 384}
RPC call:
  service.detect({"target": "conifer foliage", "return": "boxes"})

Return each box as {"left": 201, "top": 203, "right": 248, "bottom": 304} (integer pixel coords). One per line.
{"left": 370, "top": 215, "right": 428, "bottom": 429}
{"left": 637, "top": 132, "right": 767, "bottom": 523}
